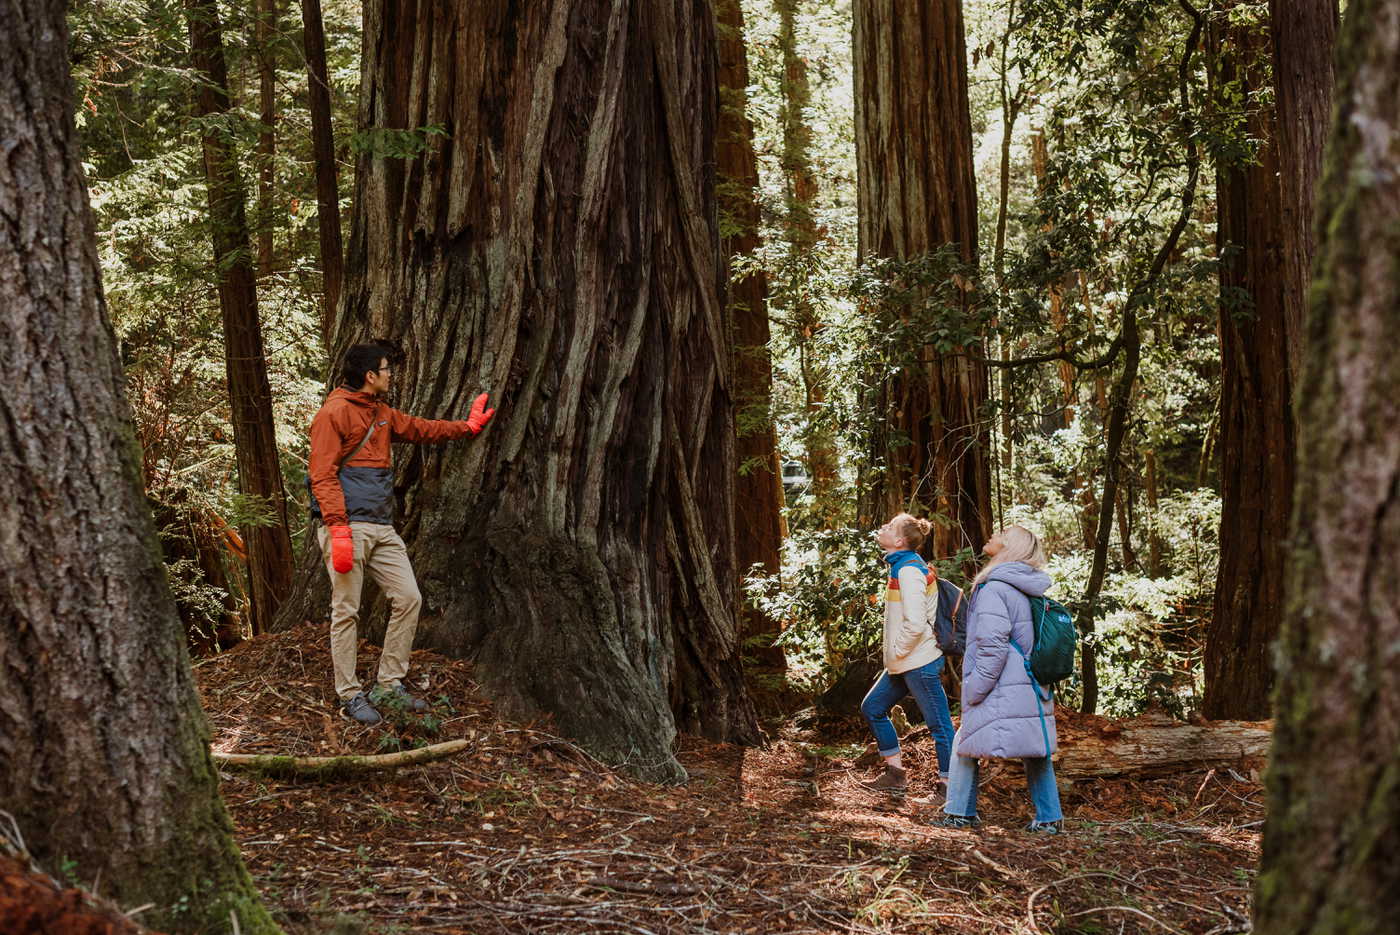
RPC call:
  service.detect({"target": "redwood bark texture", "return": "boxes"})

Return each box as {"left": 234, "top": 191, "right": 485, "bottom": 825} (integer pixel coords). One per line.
{"left": 0, "top": 3, "right": 276, "bottom": 930}
{"left": 300, "top": 0, "right": 344, "bottom": 339}
{"left": 717, "top": 0, "right": 785, "bottom": 668}
{"left": 287, "top": 0, "right": 758, "bottom": 780}
{"left": 186, "top": 0, "right": 295, "bottom": 634}
{"left": 1254, "top": 1, "right": 1400, "bottom": 929}
{"left": 853, "top": 0, "right": 992, "bottom": 556}
{"left": 1205, "top": 1, "right": 1334, "bottom": 719}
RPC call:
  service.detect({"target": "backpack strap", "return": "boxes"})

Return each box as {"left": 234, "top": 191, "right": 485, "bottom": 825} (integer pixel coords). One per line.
{"left": 336, "top": 420, "right": 378, "bottom": 469}
{"left": 1009, "top": 637, "right": 1054, "bottom": 758}
{"left": 305, "top": 421, "right": 379, "bottom": 523}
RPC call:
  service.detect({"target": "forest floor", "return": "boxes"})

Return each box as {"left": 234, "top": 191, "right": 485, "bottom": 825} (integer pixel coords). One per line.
{"left": 4, "top": 626, "right": 1263, "bottom": 934}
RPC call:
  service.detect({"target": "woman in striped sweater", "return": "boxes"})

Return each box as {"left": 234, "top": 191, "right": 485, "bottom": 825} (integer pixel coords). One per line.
{"left": 860, "top": 513, "right": 957, "bottom": 796}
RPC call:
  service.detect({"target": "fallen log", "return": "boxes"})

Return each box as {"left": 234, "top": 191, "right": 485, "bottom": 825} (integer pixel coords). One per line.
{"left": 1053, "top": 711, "right": 1270, "bottom": 779}
{"left": 212, "top": 738, "right": 469, "bottom": 778}
{"left": 856, "top": 711, "right": 1272, "bottom": 779}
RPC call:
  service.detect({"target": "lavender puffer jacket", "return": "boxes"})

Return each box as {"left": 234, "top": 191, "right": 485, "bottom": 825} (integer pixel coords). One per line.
{"left": 954, "top": 562, "right": 1057, "bottom": 759}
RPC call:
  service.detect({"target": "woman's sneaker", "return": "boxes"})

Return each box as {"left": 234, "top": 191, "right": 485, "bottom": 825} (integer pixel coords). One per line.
{"left": 862, "top": 765, "right": 908, "bottom": 794}
{"left": 340, "top": 691, "right": 382, "bottom": 725}
{"left": 1025, "top": 820, "right": 1064, "bottom": 834}
{"left": 930, "top": 814, "right": 981, "bottom": 829}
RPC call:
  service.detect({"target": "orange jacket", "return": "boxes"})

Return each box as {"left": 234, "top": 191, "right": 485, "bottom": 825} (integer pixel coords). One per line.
{"left": 308, "top": 387, "right": 474, "bottom": 527}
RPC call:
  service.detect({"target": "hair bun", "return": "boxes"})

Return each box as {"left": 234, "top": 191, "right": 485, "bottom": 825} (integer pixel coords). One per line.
{"left": 917, "top": 518, "right": 932, "bottom": 534}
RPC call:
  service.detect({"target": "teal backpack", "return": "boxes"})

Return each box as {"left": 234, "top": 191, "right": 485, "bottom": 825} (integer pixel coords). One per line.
{"left": 1020, "top": 593, "right": 1077, "bottom": 687}
{"left": 1002, "top": 586, "right": 1077, "bottom": 758}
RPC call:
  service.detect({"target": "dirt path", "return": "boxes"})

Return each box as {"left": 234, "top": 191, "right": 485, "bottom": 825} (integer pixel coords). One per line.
{"left": 198, "top": 627, "right": 1260, "bottom": 934}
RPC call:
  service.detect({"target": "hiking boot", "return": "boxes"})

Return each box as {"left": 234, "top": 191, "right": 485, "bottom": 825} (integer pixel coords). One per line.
{"left": 862, "top": 764, "right": 908, "bottom": 794}
{"left": 929, "top": 814, "right": 981, "bottom": 829}
{"left": 340, "top": 692, "right": 382, "bottom": 725}
{"left": 1025, "top": 820, "right": 1064, "bottom": 835}
{"left": 370, "top": 682, "right": 429, "bottom": 712}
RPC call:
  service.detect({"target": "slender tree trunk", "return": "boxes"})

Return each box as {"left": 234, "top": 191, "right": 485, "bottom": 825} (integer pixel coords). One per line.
{"left": 1078, "top": 308, "right": 1140, "bottom": 713}
{"left": 1205, "top": 0, "right": 1334, "bottom": 719}
{"left": 1254, "top": 3, "right": 1400, "bottom": 928}
{"left": 1078, "top": 6, "right": 1204, "bottom": 714}
{"left": 1145, "top": 448, "right": 1163, "bottom": 577}
{"left": 775, "top": 0, "right": 839, "bottom": 524}
{"left": 278, "top": 0, "right": 758, "bottom": 780}
{"left": 1116, "top": 479, "right": 1138, "bottom": 571}
{"left": 255, "top": 0, "right": 277, "bottom": 278}
{"left": 854, "top": 0, "right": 991, "bottom": 558}
{"left": 0, "top": 4, "right": 277, "bottom": 930}
{"left": 718, "top": 0, "right": 785, "bottom": 669}
{"left": 992, "top": 1, "right": 1020, "bottom": 481}
{"left": 300, "top": 0, "right": 343, "bottom": 340}
{"left": 186, "top": 0, "right": 295, "bottom": 635}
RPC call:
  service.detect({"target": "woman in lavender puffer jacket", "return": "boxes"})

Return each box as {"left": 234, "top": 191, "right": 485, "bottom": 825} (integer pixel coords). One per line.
{"left": 932, "top": 525, "right": 1064, "bottom": 833}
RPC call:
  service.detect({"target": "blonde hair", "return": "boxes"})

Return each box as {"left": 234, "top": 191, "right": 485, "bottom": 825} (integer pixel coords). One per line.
{"left": 889, "top": 513, "right": 933, "bottom": 550}
{"left": 973, "top": 524, "right": 1047, "bottom": 585}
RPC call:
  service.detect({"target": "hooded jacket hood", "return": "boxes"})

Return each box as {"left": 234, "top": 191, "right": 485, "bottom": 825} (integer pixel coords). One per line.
{"left": 983, "top": 561, "right": 1051, "bottom": 597}
{"left": 326, "top": 385, "right": 380, "bottom": 409}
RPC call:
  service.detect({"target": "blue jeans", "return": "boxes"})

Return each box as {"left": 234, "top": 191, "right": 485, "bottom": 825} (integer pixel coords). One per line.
{"left": 860, "top": 657, "right": 956, "bottom": 775}
{"left": 943, "top": 742, "right": 1063, "bottom": 823}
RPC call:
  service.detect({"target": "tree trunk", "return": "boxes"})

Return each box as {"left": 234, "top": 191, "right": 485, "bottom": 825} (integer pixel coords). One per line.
{"left": 1077, "top": 5, "right": 1204, "bottom": 714}
{"left": 0, "top": 4, "right": 277, "bottom": 929}
{"left": 255, "top": 0, "right": 277, "bottom": 279}
{"left": 280, "top": 0, "right": 758, "bottom": 781}
{"left": 992, "top": 0, "right": 1020, "bottom": 483}
{"left": 1254, "top": 3, "right": 1400, "bottom": 929}
{"left": 1145, "top": 448, "right": 1163, "bottom": 577}
{"left": 717, "top": 0, "right": 785, "bottom": 669}
{"left": 1204, "top": 3, "right": 1321, "bottom": 720}
{"left": 775, "top": 0, "right": 839, "bottom": 525}
{"left": 186, "top": 0, "right": 295, "bottom": 635}
{"left": 854, "top": 0, "right": 991, "bottom": 558}
{"left": 1269, "top": 0, "right": 1337, "bottom": 383}
{"left": 300, "top": 0, "right": 343, "bottom": 340}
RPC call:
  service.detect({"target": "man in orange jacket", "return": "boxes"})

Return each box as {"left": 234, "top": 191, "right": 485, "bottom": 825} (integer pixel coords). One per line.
{"left": 308, "top": 342, "right": 496, "bottom": 724}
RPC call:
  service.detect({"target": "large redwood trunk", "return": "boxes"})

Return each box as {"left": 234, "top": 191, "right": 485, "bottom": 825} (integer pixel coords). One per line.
{"left": 0, "top": 2, "right": 276, "bottom": 930}
{"left": 718, "top": 0, "right": 785, "bottom": 668}
{"left": 1205, "top": 0, "right": 1334, "bottom": 719}
{"left": 281, "top": 0, "right": 758, "bottom": 780}
{"left": 186, "top": 0, "right": 295, "bottom": 634}
{"left": 853, "top": 0, "right": 991, "bottom": 556}
{"left": 1254, "top": 1, "right": 1400, "bottom": 928}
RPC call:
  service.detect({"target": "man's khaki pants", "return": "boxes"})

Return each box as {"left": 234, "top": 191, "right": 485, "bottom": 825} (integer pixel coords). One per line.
{"left": 318, "top": 522, "right": 422, "bottom": 701}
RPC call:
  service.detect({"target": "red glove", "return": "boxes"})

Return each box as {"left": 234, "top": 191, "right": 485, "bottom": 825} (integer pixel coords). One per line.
{"left": 329, "top": 525, "right": 354, "bottom": 574}
{"left": 466, "top": 392, "right": 496, "bottom": 434}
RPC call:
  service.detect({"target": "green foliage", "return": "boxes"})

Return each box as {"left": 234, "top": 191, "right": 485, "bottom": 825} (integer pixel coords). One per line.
{"left": 746, "top": 527, "right": 886, "bottom": 676}
{"left": 70, "top": 0, "right": 356, "bottom": 641}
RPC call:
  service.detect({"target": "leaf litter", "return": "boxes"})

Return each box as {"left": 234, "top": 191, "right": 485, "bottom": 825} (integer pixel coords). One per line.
{"left": 15, "top": 625, "right": 1262, "bottom": 934}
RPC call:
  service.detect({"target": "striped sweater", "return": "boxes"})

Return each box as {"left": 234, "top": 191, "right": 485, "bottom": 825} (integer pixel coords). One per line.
{"left": 882, "top": 550, "right": 943, "bottom": 674}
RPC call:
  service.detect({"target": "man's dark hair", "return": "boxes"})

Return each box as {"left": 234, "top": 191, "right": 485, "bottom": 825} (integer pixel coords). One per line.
{"left": 341, "top": 341, "right": 401, "bottom": 389}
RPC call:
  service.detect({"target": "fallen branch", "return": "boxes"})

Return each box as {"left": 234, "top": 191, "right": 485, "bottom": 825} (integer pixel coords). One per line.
{"left": 584, "top": 876, "right": 702, "bottom": 897}
{"left": 213, "top": 739, "right": 469, "bottom": 778}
